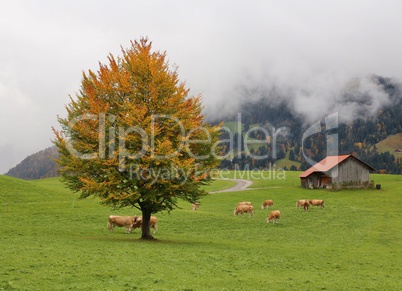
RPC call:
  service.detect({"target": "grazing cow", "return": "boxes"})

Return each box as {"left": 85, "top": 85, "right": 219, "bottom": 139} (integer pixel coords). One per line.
{"left": 234, "top": 204, "right": 254, "bottom": 217}
{"left": 132, "top": 216, "right": 158, "bottom": 234}
{"left": 238, "top": 201, "right": 253, "bottom": 206}
{"left": 303, "top": 201, "right": 309, "bottom": 211}
{"left": 309, "top": 199, "right": 325, "bottom": 208}
{"left": 192, "top": 202, "right": 200, "bottom": 211}
{"left": 107, "top": 215, "right": 138, "bottom": 233}
{"left": 296, "top": 199, "right": 309, "bottom": 209}
{"left": 261, "top": 199, "right": 274, "bottom": 210}
{"left": 266, "top": 210, "right": 281, "bottom": 223}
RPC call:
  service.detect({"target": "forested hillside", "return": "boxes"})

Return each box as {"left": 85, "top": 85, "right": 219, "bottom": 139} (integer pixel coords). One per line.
{"left": 5, "top": 146, "right": 59, "bottom": 179}
{"left": 6, "top": 76, "right": 402, "bottom": 179}
{"left": 217, "top": 75, "right": 402, "bottom": 174}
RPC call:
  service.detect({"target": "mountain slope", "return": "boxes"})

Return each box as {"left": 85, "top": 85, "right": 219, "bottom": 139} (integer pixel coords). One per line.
{"left": 5, "top": 146, "right": 59, "bottom": 180}
{"left": 6, "top": 75, "right": 402, "bottom": 178}
{"left": 375, "top": 133, "right": 402, "bottom": 153}
{"left": 216, "top": 75, "right": 402, "bottom": 173}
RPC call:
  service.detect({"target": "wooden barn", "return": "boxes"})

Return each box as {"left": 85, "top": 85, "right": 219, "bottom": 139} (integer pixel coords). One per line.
{"left": 299, "top": 155, "right": 376, "bottom": 189}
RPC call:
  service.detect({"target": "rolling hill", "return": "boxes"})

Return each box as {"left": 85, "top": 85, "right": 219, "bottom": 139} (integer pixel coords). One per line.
{"left": 376, "top": 133, "right": 402, "bottom": 153}
{"left": 5, "top": 146, "right": 59, "bottom": 179}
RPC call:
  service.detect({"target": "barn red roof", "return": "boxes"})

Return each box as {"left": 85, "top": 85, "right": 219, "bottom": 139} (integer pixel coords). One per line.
{"left": 299, "top": 155, "right": 352, "bottom": 178}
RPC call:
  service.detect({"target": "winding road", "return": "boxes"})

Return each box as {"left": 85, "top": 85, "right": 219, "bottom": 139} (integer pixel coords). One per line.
{"left": 210, "top": 179, "right": 253, "bottom": 193}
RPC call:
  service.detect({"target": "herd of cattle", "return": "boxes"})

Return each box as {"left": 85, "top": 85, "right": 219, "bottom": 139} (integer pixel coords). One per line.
{"left": 107, "top": 199, "right": 325, "bottom": 233}
{"left": 232, "top": 198, "right": 325, "bottom": 224}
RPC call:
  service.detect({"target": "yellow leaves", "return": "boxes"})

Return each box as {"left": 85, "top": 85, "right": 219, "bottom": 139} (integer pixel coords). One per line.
{"left": 354, "top": 142, "right": 363, "bottom": 149}
{"left": 156, "top": 139, "right": 174, "bottom": 155}
{"left": 78, "top": 177, "right": 104, "bottom": 192}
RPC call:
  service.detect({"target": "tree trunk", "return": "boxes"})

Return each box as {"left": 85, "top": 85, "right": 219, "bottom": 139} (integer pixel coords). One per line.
{"left": 140, "top": 209, "right": 154, "bottom": 240}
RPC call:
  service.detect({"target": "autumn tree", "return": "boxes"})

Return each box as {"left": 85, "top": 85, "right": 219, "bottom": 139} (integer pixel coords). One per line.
{"left": 53, "top": 38, "right": 221, "bottom": 239}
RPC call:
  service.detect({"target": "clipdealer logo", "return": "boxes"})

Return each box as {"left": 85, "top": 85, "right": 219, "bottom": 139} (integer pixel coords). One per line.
{"left": 301, "top": 112, "right": 339, "bottom": 177}
{"left": 64, "top": 111, "right": 338, "bottom": 181}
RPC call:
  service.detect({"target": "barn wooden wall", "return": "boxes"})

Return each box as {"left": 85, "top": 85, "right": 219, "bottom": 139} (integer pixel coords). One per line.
{"left": 331, "top": 157, "right": 370, "bottom": 185}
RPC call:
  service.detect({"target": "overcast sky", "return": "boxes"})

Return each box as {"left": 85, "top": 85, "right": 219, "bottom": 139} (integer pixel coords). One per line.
{"left": 1, "top": 0, "right": 402, "bottom": 174}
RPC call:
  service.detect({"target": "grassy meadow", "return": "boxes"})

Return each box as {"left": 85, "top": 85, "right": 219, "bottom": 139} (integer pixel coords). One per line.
{"left": 1, "top": 172, "right": 401, "bottom": 290}
{"left": 375, "top": 133, "right": 402, "bottom": 153}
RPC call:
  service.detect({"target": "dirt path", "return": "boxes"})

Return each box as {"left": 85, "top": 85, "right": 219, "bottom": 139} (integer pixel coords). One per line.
{"left": 210, "top": 179, "right": 253, "bottom": 193}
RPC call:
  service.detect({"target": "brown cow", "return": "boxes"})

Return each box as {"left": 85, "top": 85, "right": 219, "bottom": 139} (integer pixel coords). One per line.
{"left": 261, "top": 199, "right": 274, "bottom": 210}
{"left": 303, "top": 201, "right": 309, "bottom": 211}
{"left": 266, "top": 210, "right": 281, "bottom": 223}
{"left": 309, "top": 199, "right": 325, "bottom": 208}
{"left": 191, "top": 202, "right": 200, "bottom": 211}
{"left": 238, "top": 201, "right": 253, "bottom": 206}
{"left": 234, "top": 204, "right": 254, "bottom": 217}
{"left": 296, "top": 199, "right": 309, "bottom": 209}
{"left": 132, "top": 216, "right": 158, "bottom": 234}
{"left": 107, "top": 215, "right": 138, "bottom": 233}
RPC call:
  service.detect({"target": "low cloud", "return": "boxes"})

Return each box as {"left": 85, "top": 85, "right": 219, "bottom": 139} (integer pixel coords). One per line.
{"left": 2, "top": 1, "right": 402, "bottom": 173}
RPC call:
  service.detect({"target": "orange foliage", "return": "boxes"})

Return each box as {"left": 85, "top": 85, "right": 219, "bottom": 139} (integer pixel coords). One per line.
{"left": 53, "top": 37, "right": 222, "bottom": 224}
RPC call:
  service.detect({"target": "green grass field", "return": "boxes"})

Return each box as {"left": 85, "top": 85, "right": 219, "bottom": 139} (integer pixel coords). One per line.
{"left": 375, "top": 133, "right": 402, "bottom": 153}
{"left": 1, "top": 172, "right": 401, "bottom": 290}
